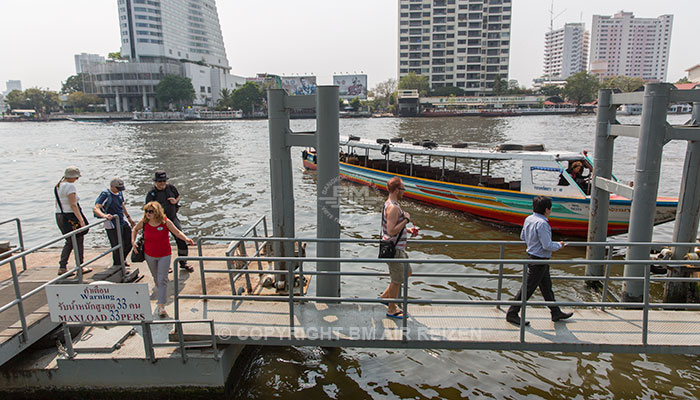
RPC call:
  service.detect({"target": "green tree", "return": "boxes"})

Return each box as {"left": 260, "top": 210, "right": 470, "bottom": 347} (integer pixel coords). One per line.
{"left": 431, "top": 85, "right": 465, "bottom": 96}
{"left": 61, "top": 73, "right": 89, "bottom": 94}
{"left": 563, "top": 71, "right": 600, "bottom": 107}
{"left": 370, "top": 78, "right": 398, "bottom": 112}
{"left": 539, "top": 84, "right": 562, "bottom": 97}
{"left": 5, "top": 90, "right": 29, "bottom": 110}
{"left": 492, "top": 75, "right": 508, "bottom": 95}
{"left": 230, "top": 81, "right": 264, "bottom": 116}
{"left": 23, "top": 88, "right": 59, "bottom": 114}
{"left": 350, "top": 97, "right": 361, "bottom": 111}
{"left": 155, "top": 75, "right": 195, "bottom": 109}
{"left": 66, "top": 91, "right": 103, "bottom": 111}
{"left": 600, "top": 75, "right": 645, "bottom": 92}
{"left": 215, "top": 88, "right": 233, "bottom": 110}
{"left": 339, "top": 97, "right": 346, "bottom": 110}
{"left": 108, "top": 51, "right": 125, "bottom": 60}
{"left": 675, "top": 77, "right": 691, "bottom": 84}
{"left": 398, "top": 72, "right": 429, "bottom": 96}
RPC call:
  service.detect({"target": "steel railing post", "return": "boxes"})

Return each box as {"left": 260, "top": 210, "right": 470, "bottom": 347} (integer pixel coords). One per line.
{"left": 72, "top": 234, "right": 83, "bottom": 283}
{"left": 16, "top": 219, "right": 27, "bottom": 271}
{"left": 176, "top": 320, "right": 187, "bottom": 363}
{"left": 9, "top": 260, "right": 28, "bottom": 342}
{"left": 519, "top": 262, "right": 528, "bottom": 343}
{"left": 173, "top": 258, "right": 180, "bottom": 321}
{"left": 601, "top": 244, "right": 613, "bottom": 311}
{"left": 288, "top": 256, "right": 295, "bottom": 336}
{"left": 496, "top": 244, "right": 505, "bottom": 309}
{"left": 62, "top": 323, "right": 75, "bottom": 358}
{"left": 141, "top": 321, "right": 155, "bottom": 363}
{"left": 198, "top": 238, "right": 206, "bottom": 295}
{"left": 209, "top": 320, "right": 219, "bottom": 360}
{"left": 297, "top": 240, "right": 304, "bottom": 294}
{"left": 642, "top": 263, "right": 651, "bottom": 346}
{"left": 402, "top": 263, "right": 409, "bottom": 339}
{"left": 240, "top": 240, "right": 252, "bottom": 293}
{"left": 115, "top": 215, "right": 126, "bottom": 276}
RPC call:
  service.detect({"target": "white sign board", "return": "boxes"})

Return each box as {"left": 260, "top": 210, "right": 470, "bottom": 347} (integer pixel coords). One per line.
{"left": 46, "top": 283, "right": 152, "bottom": 323}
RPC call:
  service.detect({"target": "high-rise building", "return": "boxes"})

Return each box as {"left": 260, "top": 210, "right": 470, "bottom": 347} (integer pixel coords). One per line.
{"left": 5, "top": 80, "right": 22, "bottom": 94}
{"left": 397, "top": 0, "right": 512, "bottom": 96}
{"left": 543, "top": 23, "right": 589, "bottom": 80}
{"left": 589, "top": 11, "right": 673, "bottom": 82}
{"left": 84, "top": 0, "right": 243, "bottom": 111}
{"left": 117, "top": 0, "right": 229, "bottom": 70}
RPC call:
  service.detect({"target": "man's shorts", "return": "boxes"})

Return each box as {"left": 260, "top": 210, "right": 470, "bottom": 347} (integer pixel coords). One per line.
{"left": 387, "top": 248, "right": 412, "bottom": 284}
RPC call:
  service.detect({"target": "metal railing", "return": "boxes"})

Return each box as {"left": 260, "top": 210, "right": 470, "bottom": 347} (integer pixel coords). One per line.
{"left": 60, "top": 318, "right": 218, "bottom": 363}
{"left": 0, "top": 216, "right": 124, "bottom": 344}
{"left": 0, "top": 218, "right": 27, "bottom": 271}
{"left": 195, "top": 215, "right": 269, "bottom": 295}
{"left": 172, "top": 237, "right": 700, "bottom": 347}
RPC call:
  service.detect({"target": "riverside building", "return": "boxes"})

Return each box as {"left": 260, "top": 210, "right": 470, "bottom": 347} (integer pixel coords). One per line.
{"left": 84, "top": 0, "right": 243, "bottom": 111}
{"left": 542, "top": 23, "right": 589, "bottom": 80}
{"left": 589, "top": 11, "right": 673, "bottom": 82}
{"left": 397, "top": 0, "right": 512, "bottom": 96}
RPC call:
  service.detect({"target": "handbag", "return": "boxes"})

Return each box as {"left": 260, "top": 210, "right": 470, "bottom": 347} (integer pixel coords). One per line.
{"left": 54, "top": 186, "right": 89, "bottom": 235}
{"left": 131, "top": 235, "right": 145, "bottom": 263}
{"left": 378, "top": 204, "right": 405, "bottom": 259}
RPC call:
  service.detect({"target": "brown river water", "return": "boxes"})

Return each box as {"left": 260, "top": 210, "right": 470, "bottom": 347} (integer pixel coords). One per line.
{"left": 0, "top": 114, "right": 698, "bottom": 398}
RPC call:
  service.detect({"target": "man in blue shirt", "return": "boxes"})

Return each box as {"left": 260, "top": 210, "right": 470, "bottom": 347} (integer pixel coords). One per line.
{"left": 506, "top": 196, "right": 573, "bottom": 326}
{"left": 93, "top": 177, "right": 135, "bottom": 267}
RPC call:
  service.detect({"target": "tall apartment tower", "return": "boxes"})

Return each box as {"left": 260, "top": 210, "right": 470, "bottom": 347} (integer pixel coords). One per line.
{"left": 398, "top": 0, "right": 512, "bottom": 96}
{"left": 543, "top": 23, "right": 589, "bottom": 80}
{"left": 589, "top": 11, "right": 673, "bottom": 82}
{"left": 117, "top": 0, "right": 229, "bottom": 70}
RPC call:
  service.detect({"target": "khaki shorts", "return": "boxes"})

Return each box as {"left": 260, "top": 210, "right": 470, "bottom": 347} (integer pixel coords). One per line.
{"left": 387, "top": 249, "right": 412, "bottom": 284}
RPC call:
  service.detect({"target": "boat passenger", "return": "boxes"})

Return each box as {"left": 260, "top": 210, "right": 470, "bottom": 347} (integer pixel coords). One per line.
{"left": 93, "top": 177, "right": 135, "bottom": 267}
{"left": 558, "top": 161, "right": 591, "bottom": 194}
{"left": 131, "top": 201, "right": 194, "bottom": 318}
{"left": 53, "top": 166, "right": 92, "bottom": 276}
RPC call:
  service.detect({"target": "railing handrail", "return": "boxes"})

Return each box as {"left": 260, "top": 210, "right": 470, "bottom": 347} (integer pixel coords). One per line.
{"left": 0, "top": 217, "right": 26, "bottom": 270}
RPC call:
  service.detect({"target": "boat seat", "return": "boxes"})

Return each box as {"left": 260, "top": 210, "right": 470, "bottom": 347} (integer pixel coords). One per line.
{"left": 509, "top": 181, "right": 521, "bottom": 191}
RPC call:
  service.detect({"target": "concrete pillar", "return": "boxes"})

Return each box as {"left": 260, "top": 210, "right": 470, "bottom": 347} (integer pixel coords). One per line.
{"left": 105, "top": 98, "right": 111, "bottom": 113}
{"left": 623, "top": 83, "right": 672, "bottom": 302}
{"left": 315, "top": 86, "right": 341, "bottom": 298}
{"left": 142, "top": 90, "right": 148, "bottom": 110}
{"left": 267, "top": 89, "right": 295, "bottom": 284}
{"left": 664, "top": 99, "right": 700, "bottom": 303}
{"left": 122, "top": 96, "right": 129, "bottom": 113}
{"left": 149, "top": 96, "right": 156, "bottom": 110}
{"left": 586, "top": 89, "right": 616, "bottom": 283}
{"left": 115, "top": 92, "right": 122, "bottom": 112}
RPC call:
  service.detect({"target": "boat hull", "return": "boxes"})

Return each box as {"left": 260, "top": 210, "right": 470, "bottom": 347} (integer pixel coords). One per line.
{"left": 303, "top": 153, "right": 677, "bottom": 237}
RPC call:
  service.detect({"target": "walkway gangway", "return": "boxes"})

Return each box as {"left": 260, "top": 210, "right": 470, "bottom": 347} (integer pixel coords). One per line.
{"left": 0, "top": 217, "right": 127, "bottom": 367}
{"left": 172, "top": 237, "right": 700, "bottom": 354}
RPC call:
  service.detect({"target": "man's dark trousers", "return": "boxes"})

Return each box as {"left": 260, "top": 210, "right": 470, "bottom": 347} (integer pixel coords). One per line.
{"left": 170, "top": 216, "right": 188, "bottom": 266}
{"left": 507, "top": 254, "right": 562, "bottom": 317}
{"left": 106, "top": 224, "right": 133, "bottom": 266}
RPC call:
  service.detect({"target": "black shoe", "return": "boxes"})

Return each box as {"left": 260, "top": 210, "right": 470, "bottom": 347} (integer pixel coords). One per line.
{"left": 551, "top": 311, "right": 573, "bottom": 322}
{"left": 506, "top": 313, "right": 530, "bottom": 326}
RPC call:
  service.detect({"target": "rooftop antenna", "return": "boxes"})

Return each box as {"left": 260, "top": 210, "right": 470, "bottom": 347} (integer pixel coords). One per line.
{"left": 547, "top": 0, "right": 567, "bottom": 83}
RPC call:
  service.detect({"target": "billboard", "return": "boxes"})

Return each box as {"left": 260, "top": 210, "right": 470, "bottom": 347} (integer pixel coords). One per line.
{"left": 280, "top": 76, "right": 317, "bottom": 96}
{"left": 334, "top": 74, "right": 368, "bottom": 99}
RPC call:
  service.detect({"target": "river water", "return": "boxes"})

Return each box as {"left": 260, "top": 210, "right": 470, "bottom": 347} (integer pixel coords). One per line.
{"left": 1, "top": 114, "right": 698, "bottom": 398}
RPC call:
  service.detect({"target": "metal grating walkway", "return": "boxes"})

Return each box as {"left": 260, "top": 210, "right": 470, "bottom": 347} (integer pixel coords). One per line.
{"left": 175, "top": 300, "right": 700, "bottom": 354}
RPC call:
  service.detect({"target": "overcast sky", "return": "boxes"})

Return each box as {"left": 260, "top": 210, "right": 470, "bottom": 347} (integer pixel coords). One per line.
{"left": 0, "top": 0, "right": 697, "bottom": 92}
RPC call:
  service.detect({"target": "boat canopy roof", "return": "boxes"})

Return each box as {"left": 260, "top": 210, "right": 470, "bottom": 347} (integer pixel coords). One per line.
{"left": 340, "top": 136, "right": 586, "bottom": 162}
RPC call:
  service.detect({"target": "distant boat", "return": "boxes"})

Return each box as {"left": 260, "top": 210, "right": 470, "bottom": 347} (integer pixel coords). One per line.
{"left": 303, "top": 137, "right": 678, "bottom": 237}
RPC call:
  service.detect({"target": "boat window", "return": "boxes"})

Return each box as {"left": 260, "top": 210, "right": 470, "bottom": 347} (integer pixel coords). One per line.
{"left": 529, "top": 166, "right": 562, "bottom": 188}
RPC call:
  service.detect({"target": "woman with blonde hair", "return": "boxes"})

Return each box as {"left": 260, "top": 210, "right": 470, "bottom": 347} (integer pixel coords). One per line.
{"left": 132, "top": 201, "right": 194, "bottom": 318}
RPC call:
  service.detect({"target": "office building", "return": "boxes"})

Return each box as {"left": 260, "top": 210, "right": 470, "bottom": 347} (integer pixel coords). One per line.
{"left": 589, "top": 11, "right": 673, "bottom": 82}
{"left": 85, "top": 0, "right": 242, "bottom": 111}
{"left": 5, "top": 80, "right": 22, "bottom": 94}
{"left": 542, "top": 23, "right": 588, "bottom": 80}
{"left": 74, "top": 53, "right": 106, "bottom": 74}
{"left": 398, "top": 0, "right": 512, "bottom": 96}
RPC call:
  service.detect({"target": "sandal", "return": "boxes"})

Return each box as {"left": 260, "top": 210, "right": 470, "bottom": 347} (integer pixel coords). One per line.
{"left": 81, "top": 267, "right": 93, "bottom": 274}
{"left": 168, "top": 267, "right": 173, "bottom": 273}
{"left": 179, "top": 263, "right": 194, "bottom": 273}
{"left": 157, "top": 306, "right": 168, "bottom": 318}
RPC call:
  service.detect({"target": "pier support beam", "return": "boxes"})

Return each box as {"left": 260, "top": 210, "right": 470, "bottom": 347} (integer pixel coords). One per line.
{"left": 586, "top": 89, "right": 616, "bottom": 283}
{"left": 665, "top": 99, "right": 700, "bottom": 303}
{"left": 315, "top": 86, "right": 341, "bottom": 298}
{"left": 623, "top": 84, "right": 671, "bottom": 302}
{"left": 267, "top": 89, "right": 296, "bottom": 284}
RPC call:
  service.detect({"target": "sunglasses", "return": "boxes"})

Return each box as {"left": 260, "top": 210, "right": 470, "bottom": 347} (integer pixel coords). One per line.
{"left": 145, "top": 209, "right": 155, "bottom": 214}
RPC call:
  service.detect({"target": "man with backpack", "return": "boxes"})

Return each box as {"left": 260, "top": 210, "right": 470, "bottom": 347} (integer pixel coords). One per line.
{"left": 93, "top": 177, "right": 135, "bottom": 267}
{"left": 145, "top": 170, "right": 193, "bottom": 272}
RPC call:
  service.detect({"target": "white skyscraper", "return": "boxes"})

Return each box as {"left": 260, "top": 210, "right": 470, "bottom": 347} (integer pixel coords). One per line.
{"left": 589, "top": 11, "right": 673, "bottom": 82}
{"left": 117, "top": 0, "right": 229, "bottom": 70}
{"left": 397, "top": 0, "right": 513, "bottom": 96}
{"left": 75, "top": 53, "right": 106, "bottom": 74}
{"left": 543, "top": 23, "right": 589, "bottom": 80}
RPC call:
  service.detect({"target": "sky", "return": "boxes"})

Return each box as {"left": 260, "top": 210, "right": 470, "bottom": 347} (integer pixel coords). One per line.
{"left": 0, "top": 0, "right": 697, "bottom": 92}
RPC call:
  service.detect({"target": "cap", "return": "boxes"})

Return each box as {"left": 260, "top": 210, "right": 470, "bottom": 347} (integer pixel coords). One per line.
{"left": 110, "top": 177, "right": 126, "bottom": 191}
{"left": 63, "top": 166, "right": 81, "bottom": 179}
{"left": 154, "top": 170, "right": 167, "bottom": 182}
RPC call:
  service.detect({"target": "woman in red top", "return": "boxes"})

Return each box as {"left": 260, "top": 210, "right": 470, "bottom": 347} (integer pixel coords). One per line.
{"left": 131, "top": 201, "right": 193, "bottom": 318}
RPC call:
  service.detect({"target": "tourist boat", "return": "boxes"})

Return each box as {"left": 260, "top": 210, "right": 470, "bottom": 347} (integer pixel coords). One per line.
{"left": 302, "top": 137, "right": 678, "bottom": 237}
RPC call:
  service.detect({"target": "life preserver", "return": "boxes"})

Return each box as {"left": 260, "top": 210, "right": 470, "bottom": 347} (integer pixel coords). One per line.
{"left": 381, "top": 144, "right": 390, "bottom": 155}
